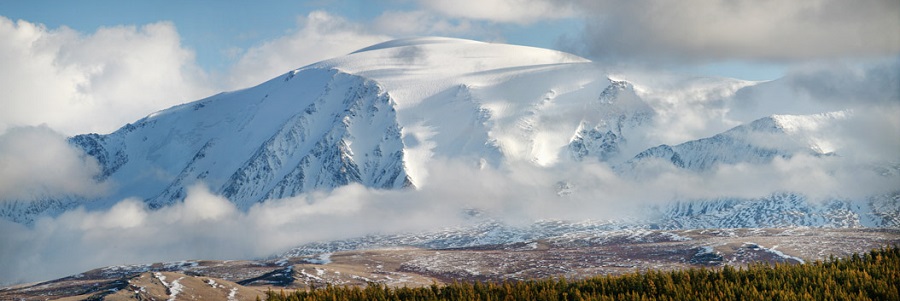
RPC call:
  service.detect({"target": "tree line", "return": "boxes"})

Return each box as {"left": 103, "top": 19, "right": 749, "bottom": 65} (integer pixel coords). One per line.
{"left": 265, "top": 246, "right": 899, "bottom": 301}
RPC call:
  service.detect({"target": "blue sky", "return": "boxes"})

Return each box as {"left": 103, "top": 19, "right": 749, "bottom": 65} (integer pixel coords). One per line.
{"left": 1, "top": 0, "right": 897, "bottom": 135}
{"left": 1, "top": 1, "right": 583, "bottom": 74}
{"left": 1, "top": 0, "right": 827, "bottom": 81}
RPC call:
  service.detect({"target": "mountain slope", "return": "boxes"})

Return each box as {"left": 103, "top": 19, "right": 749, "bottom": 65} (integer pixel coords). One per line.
{"left": 2, "top": 37, "right": 654, "bottom": 223}
{"left": 615, "top": 111, "right": 899, "bottom": 228}
{"left": 621, "top": 111, "right": 849, "bottom": 172}
{"left": 1, "top": 68, "right": 415, "bottom": 222}
{"left": 86, "top": 69, "right": 412, "bottom": 211}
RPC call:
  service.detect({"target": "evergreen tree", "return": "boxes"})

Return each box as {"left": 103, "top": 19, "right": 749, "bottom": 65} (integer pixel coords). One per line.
{"left": 266, "top": 246, "right": 899, "bottom": 301}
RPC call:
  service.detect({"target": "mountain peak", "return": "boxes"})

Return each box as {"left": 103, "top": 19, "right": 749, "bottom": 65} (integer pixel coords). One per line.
{"left": 770, "top": 111, "right": 850, "bottom": 134}
{"left": 312, "top": 37, "right": 590, "bottom": 82}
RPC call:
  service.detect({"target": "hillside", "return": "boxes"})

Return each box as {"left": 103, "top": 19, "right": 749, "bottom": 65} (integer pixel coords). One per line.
{"left": 270, "top": 245, "right": 900, "bottom": 301}
{"left": 2, "top": 228, "right": 896, "bottom": 300}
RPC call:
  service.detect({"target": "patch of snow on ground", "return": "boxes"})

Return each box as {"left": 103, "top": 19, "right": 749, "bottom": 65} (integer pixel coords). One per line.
{"left": 299, "top": 269, "right": 323, "bottom": 281}
{"left": 743, "top": 242, "right": 761, "bottom": 250}
{"left": 662, "top": 231, "right": 692, "bottom": 241}
{"left": 766, "top": 245, "right": 806, "bottom": 264}
{"left": 167, "top": 277, "right": 185, "bottom": 301}
{"left": 227, "top": 287, "right": 238, "bottom": 301}
{"left": 205, "top": 279, "right": 220, "bottom": 288}
{"left": 697, "top": 246, "right": 715, "bottom": 255}
{"left": 350, "top": 275, "right": 372, "bottom": 282}
{"left": 307, "top": 253, "right": 332, "bottom": 264}
{"left": 153, "top": 273, "right": 185, "bottom": 301}
{"left": 154, "top": 272, "right": 167, "bottom": 286}
{"left": 102, "top": 264, "right": 152, "bottom": 277}
{"left": 164, "top": 261, "right": 199, "bottom": 270}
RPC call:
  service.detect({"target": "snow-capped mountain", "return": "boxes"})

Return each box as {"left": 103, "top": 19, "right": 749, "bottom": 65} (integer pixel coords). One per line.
{"left": 614, "top": 110, "right": 899, "bottom": 228}
{"left": 621, "top": 111, "right": 849, "bottom": 172}
{"left": 1, "top": 37, "right": 642, "bottom": 223}
{"left": 568, "top": 80, "right": 654, "bottom": 162}
{"left": 5, "top": 69, "right": 413, "bottom": 221}
{"left": 0, "top": 37, "right": 896, "bottom": 229}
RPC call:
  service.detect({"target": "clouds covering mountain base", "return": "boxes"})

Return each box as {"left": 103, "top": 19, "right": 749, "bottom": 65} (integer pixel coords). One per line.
{"left": 2, "top": 151, "right": 897, "bottom": 284}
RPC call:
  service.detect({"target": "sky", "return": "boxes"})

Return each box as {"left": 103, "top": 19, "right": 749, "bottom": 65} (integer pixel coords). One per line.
{"left": 2, "top": 0, "right": 897, "bottom": 135}
{"left": 0, "top": 0, "right": 899, "bottom": 285}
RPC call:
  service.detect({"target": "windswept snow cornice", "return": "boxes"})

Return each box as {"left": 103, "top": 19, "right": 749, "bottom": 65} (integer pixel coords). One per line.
{"left": 350, "top": 37, "right": 484, "bottom": 54}
{"left": 310, "top": 37, "right": 591, "bottom": 83}
{"left": 770, "top": 111, "right": 851, "bottom": 134}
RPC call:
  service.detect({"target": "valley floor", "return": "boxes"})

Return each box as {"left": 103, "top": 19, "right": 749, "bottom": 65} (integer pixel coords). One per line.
{"left": 2, "top": 228, "right": 898, "bottom": 300}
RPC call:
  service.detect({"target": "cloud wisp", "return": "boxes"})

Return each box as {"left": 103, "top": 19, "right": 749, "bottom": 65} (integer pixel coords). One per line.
{"left": 0, "top": 17, "right": 213, "bottom": 135}
{"left": 564, "top": 0, "right": 900, "bottom": 64}
{"left": 418, "top": 0, "right": 577, "bottom": 25}
{"left": 225, "top": 11, "right": 390, "bottom": 90}
{"left": 0, "top": 126, "right": 107, "bottom": 201}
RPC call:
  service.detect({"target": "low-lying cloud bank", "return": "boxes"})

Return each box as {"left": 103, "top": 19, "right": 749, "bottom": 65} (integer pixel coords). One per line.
{"left": 0, "top": 161, "right": 546, "bottom": 285}
{"left": 0, "top": 126, "right": 107, "bottom": 201}
{"left": 2, "top": 130, "right": 898, "bottom": 285}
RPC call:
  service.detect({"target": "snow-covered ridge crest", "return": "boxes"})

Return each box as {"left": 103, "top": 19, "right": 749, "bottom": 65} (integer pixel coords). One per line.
{"left": 1, "top": 67, "right": 418, "bottom": 222}
{"left": 341, "top": 36, "right": 590, "bottom": 70}
{"left": 350, "top": 37, "right": 486, "bottom": 54}
{"left": 771, "top": 111, "right": 850, "bottom": 133}
{"left": 620, "top": 110, "right": 855, "bottom": 173}
{"left": 770, "top": 111, "right": 850, "bottom": 155}
{"left": 137, "top": 67, "right": 414, "bottom": 209}
{"left": 310, "top": 37, "right": 644, "bottom": 169}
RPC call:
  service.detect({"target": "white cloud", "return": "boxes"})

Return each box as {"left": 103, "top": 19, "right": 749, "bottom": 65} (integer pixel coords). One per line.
{"left": 225, "top": 11, "right": 390, "bottom": 89}
{"left": 372, "top": 10, "right": 483, "bottom": 37}
{"left": 0, "top": 181, "right": 464, "bottom": 285}
{"left": 785, "top": 60, "right": 900, "bottom": 106}
{"left": 0, "top": 17, "right": 214, "bottom": 135}
{"left": 610, "top": 58, "right": 900, "bottom": 153}
{"left": 0, "top": 159, "right": 604, "bottom": 284}
{"left": 419, "top": 0, "right": 576, "bottom": 24}
{"left": 829, "top": 106, "right": 900, "bottom": 166}
{"left": 0, "top": 126, "right": 107, "bottom": 201}
{"left": 4, "top": 141, "right": 898, "bottom": 284}
{"left": 723, "top": 59, "right": 900, "bottom": 126}
{"left": 568, "top": 0, "right": 900, "bottom": 62}
{"left": 607, "top": 70, "right": 757, "bottom": 148}
{"left": 623, "top": 152, "right": 899, "bottom": 202}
